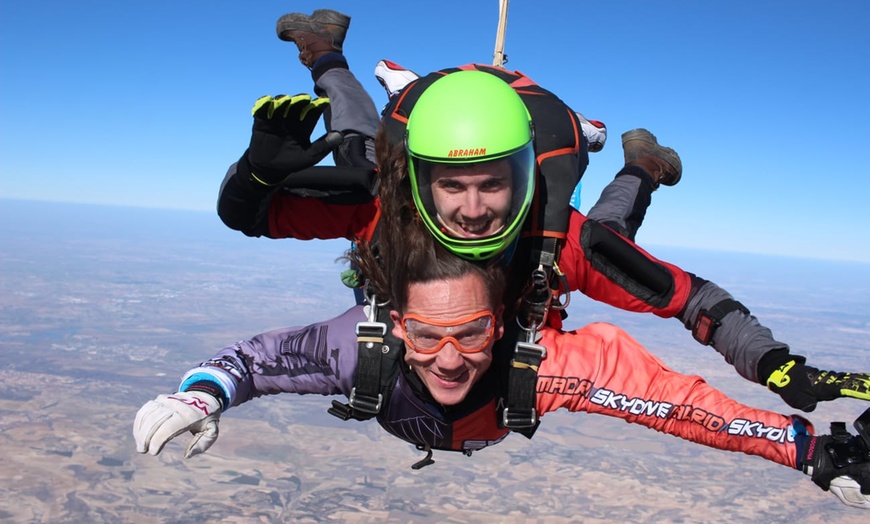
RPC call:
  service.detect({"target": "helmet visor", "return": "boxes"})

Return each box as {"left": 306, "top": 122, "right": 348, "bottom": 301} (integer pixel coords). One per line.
{"left": 409, "top": 141, "right": 535, "bottom": 259}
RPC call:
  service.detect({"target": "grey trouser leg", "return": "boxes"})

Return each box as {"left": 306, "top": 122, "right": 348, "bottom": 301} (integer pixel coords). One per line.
{"left": 315, "top": 68, "right": 379, "bottom": 167}
{"left": 585, "top": 165, "right": 654, "bottom": 242}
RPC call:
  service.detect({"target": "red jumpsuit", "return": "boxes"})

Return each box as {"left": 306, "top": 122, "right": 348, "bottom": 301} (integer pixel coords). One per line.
{"left": 536, "top": 323, "right": 801, "bottom": 467}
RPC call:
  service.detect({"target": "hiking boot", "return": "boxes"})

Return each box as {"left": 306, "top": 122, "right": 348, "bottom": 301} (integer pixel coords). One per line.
{"left": 621, "top": 128, "right": 682, "bottom": 188}
{"left": 374, "top": 59, "right": 419, "bottom": 99}
{"left": 276, "top": 9, "right": 351, "bottom": 68}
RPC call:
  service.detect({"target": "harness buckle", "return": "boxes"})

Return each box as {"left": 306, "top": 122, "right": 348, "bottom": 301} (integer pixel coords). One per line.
{"left": 356, "top": 321, "right": 387, "bottom": 344}
{"left": 549, "top": 262, "right": 571, "bottom": 311}
{"left": 502, "top": 406, "right": 538, "bottom": 429}
{"left": 513, "top": 340, "right": 547, "bottom": 362}
{"left": 348, "top": 386, "right": 383, "bottom": 414}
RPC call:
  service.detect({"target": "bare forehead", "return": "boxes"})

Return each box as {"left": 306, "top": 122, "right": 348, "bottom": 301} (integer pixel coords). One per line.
{"left": 429, "top": 158, "right": 512, "bottom": 179}
{"left": 405, "top": 275, "right": 493, "bottom": 317}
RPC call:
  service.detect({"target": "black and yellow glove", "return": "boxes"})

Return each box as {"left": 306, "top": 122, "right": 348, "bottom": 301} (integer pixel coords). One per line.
{"left": 808, "top": 368, "right": 870, "bottom": 402}
{"left": 760, "top": 350, "right": 870, "bottom": 412}
{"left": 246, "top": 94, "right": 343, "bottom": 186}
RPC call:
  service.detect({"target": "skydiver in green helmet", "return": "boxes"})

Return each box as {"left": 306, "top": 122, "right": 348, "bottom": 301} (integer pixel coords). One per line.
{"left": 404, "top": 70, "right": 537, "bottom": 261}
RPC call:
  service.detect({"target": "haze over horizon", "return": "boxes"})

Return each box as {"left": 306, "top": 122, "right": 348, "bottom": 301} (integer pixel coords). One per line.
{"left": 7, "top": 197, "right": 870, "bottom": 267}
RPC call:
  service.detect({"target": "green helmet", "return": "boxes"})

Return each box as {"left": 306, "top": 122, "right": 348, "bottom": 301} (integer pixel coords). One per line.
{"left": 405, "top": 70, "right": 535, "bottom": 261}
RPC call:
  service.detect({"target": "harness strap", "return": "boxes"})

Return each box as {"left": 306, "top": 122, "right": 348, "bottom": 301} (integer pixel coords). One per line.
{"left": 328, "top": 302, "right": 398, "bottom": 422}
{"left": 500, "top": 340, "right": 546, "bottom": 434}
{"left": 499, "top": 237, "right": 564, "bottom": 437}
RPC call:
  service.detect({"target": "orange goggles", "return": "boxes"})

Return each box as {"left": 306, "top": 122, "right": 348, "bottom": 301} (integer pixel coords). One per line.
{"left": 401, "top": 310, "right": 496, "bottom": 354}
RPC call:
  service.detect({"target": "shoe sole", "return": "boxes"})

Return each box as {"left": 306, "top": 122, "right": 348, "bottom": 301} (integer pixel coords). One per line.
{"left": 621, "top": 129, "right": 682, "bottom": 185}
{"left": 276, "top": 9, "right": 350, "bottom": 41}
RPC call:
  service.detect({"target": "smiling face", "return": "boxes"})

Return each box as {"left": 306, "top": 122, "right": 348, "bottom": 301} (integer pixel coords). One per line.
{"left": 391, "top": 273, "right": 504, "bottom": 406}
{"left": 428, "top": 159, "right": 513, "bottom": 239}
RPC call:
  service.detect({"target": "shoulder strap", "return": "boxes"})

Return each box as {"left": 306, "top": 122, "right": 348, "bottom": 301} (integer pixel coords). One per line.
{"left": 495, "top": 322, "right": 544, "bottom": 438}
{"left": 328, "top": 299, "right": 403, "bottom": 421}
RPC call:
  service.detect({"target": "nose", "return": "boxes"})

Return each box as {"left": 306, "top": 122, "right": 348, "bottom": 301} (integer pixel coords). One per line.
{"left": 460, "top": 188, "right": 485, "bottom": 219}
{"left": 435, "top": 340, "right": 466, "bottom": 370}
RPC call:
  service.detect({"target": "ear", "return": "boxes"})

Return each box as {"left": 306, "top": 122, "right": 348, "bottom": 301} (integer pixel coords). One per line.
{"left": 389, "top": 310, "right": 404, "bottom": 340}
{"left": 494, "top": 304, "right": 506, "bottom": 341}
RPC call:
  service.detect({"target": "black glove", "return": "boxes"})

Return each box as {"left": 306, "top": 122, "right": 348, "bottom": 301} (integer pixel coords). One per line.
{"left": 807, "top": 368, "right": 870, "bottom": 402}
{"left": 800, "top": 410, "right": 870, "bottom": 508}
{"left": 759, "top": 350, "right": 870, "bottom": 412}
{"left": 758, "top": 350, "right": 817, "bottom": 411}
{"left": 246, "top": 94, "right": 343, "bottom": 186}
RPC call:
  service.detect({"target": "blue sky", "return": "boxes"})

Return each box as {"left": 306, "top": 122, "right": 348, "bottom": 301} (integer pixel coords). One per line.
{"left": 2, "top": 1, "right": 869, "bottom": 262}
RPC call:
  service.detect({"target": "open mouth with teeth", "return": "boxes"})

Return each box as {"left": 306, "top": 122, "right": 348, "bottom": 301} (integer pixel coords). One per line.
{"left": 431, "top": 369, "right": 469, "bottom": 387}
{"left": 437, "top": 215, "right": 504, "bottom": 238}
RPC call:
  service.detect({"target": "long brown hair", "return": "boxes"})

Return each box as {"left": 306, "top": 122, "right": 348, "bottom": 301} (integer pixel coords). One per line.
{"left": 351, "top": 125, "right": 507, "bottom": 313}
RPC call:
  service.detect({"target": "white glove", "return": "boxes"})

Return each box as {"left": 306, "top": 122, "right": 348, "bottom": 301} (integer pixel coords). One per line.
{"left": 134, "top": 391, "right": 222, "bottom": 458}
{"left": 829, "top": 476, "right": 870, "bottom": 509}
